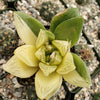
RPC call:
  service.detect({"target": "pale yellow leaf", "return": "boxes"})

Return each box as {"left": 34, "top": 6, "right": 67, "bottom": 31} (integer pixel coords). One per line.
{"left": 36, "top": 29, "right": 55, "bottom": 49}
{"left": 14, "top": 13, "right": 37, "bottom": 45}
{"left": 63, "top": 70, "right": 92, "bottom": 87}
{"left": 52, "top": 40, "right": 69, "bottom": 56}
{"left": 3, "top": 55, "right": 38, "bottom": 78}
{"left": 57, "top": 52, "right": 75, "bottom": 74}
{"left": 39, "top": 62, "right": 57, "bottom": 76}
{"left": 35, "top": 46, "right": 46, "bottom": 63}
{"left": 35, "top": 70, "right": 62, "bottom": 99}
{"left": 14, "top": 45, "right": 39, "bottom": 67}
{"left": 36, "top": 29, "right": 48, "bottom": 49}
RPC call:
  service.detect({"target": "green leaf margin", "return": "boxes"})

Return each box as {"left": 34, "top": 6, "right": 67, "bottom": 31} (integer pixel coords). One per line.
{"left": 54, "top": 16, "right": 84, "bottom": 47}
{"left": 72, "top": 53, "right": 91, "bottom": 85}
{"left": 50, "top": 8, "right": 80, "bottom": 33}
{"left": 14, "top": 11, "right": 45, "bottom": 36}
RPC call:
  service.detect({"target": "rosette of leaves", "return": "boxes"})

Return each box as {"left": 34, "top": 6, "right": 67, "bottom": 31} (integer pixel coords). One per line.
{"left": 3, "top": 8, "right": 91, "bottom": 99}
{"left": 39, "top": 1, "right": 59, "bottom": 22}
{"left": 0, "top": 28, "right": 18, "bottom": 58}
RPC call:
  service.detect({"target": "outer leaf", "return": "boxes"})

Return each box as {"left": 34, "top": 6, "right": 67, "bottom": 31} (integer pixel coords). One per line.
{"left": 57, "top": 52, "right": 75, "bottom": 74}
{"left": 14, "top": 45, "right": 39, "bottom": 67}
{"left": 15, "top": 12, "right": 45, "bottom": 36}
{"left": 3, "top": 56, "right": 38, "bottom": 78}
{"left": 54, "top": 17, "right": 83, "bottom": 47}
{"left": 63, "top": 53, "right": 91, "bottom": 87}
{"left": 14, "top": 12, "right": 45, "bottom": 45}
{"left": 35, "top": 70, "right": 62, "bottom": 99}
{"left": 63, "top": 70, "right": 91, "bottom": 87}
{"left": 72, "top": 53, "right": 91, "bottom": 84}
{"left": 39, "top": 62, "right": 57, "bottom": 76}
{"left": 50, "top": 8, "right": 80, "bottom": 32}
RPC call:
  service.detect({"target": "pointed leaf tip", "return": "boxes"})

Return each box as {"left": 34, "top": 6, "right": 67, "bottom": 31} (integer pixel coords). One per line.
{"left": 36, "top": 29, "right": 55, "bottom": 49}
{"left": 52, "top": 40, "right": 69, "bottom": 56}
{"left": 63, "top": 53, "right": 91, "bottom": 87}
{"left": 72, "top": 53, "right": 91, "bottom": 85}
{"left": 14, "top": 11, "right": 45, "bottom": 45}
{"left": 14, "top": 11, "right": 45, "bottom": 36}
{"left": 14, "top": 12, "right": 37, "bottom": 45}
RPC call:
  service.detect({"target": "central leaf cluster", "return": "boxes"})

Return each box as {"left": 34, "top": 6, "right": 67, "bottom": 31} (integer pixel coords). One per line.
{"left": 35, "top": 42, "right": 62, "bottom": 66}
{"left": 34, "top": 29, "right": 70, "bottom": 76}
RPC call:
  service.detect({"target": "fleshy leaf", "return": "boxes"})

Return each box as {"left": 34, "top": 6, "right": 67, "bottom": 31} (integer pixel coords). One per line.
{"left": 54, "top": 17, "right": 83, "bottom": 47}
{"left": 35, "top": 46, "right": 46, "bottom": 63}
{"left": 39, "top": 62, "right": 57, "bottom": 76}
{"left": 14, "top": 12, "right": 45, "bottom": 36}
{"left": 63, "top": 53, "right": 91, "bottom": 87}
{"left": 3, "top": 56, "right": 38, "bottom": 78}
{"left": 63, "top": 70, "right": 91, "bottom": 87}
{"left": 50, "top": 8, "right": 80, "bottom": 32}
{"left": 36, "top": 29, "right": 55, "bottom": 49}
{"left": 49, "top": 51, "right": 62, "bottom": 65}
{"left": 14, "top": 12, "right": 45, "bottom": 45}
{"left": 35, "top": 70, "right": 62, "bottom": 99}
{"left": 57, "top": 52, "right": 75, "bottom": 74}
{"left": 14, "top": 45, "right": 39, "bottom": 67}
{"left": 52, "top": 40, "right": 69, "bottom": 56}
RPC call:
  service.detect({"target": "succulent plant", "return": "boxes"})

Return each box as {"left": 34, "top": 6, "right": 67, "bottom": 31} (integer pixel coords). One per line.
{"left": 93, "top": 92, "right": 100, "bottom": 100}
{"left": 74, "top": 44, "right": 93, "bottom": 66}
{"left": 75, "top": 0, "right": 89, "bottom": 5}
{"left": 3, "top": 8, "right": 91, "bottom": 99}
{"left": 0, "top": 28, "right": 18, "bottom": 58}
{"left": 39, "top": 1, "right": 59, "bottom": 22}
